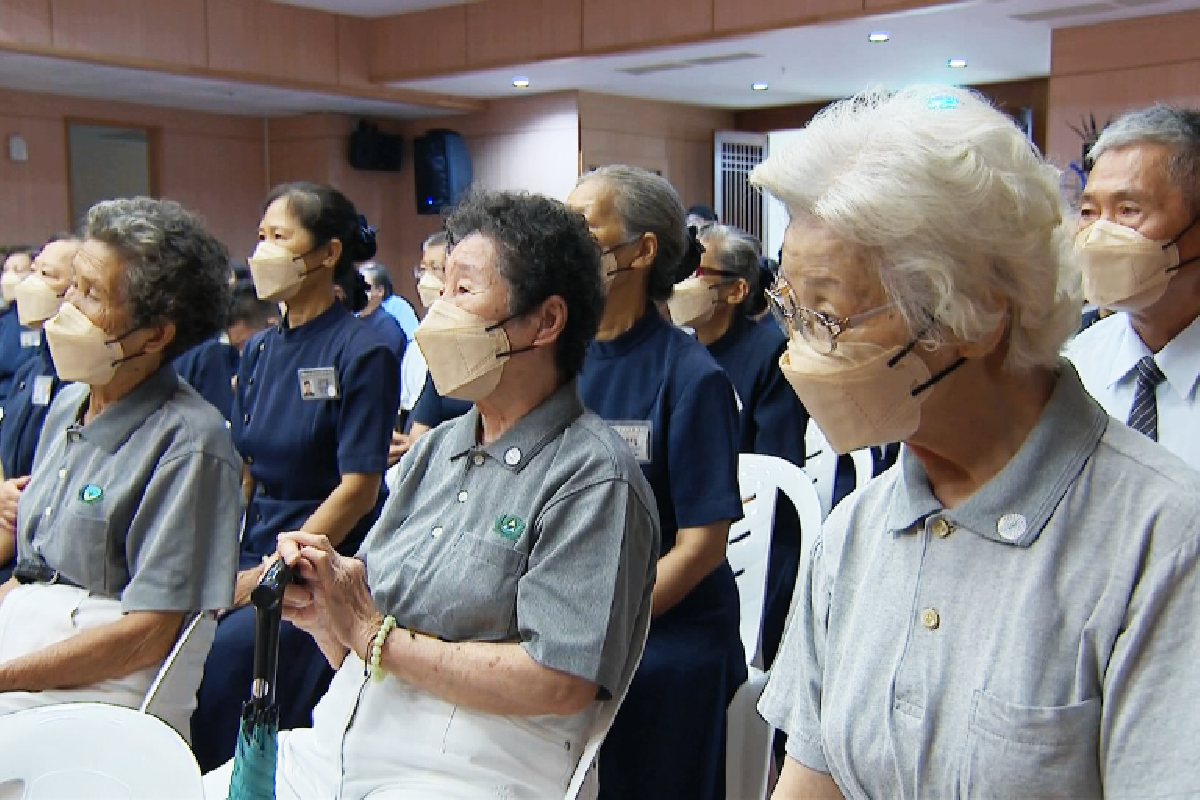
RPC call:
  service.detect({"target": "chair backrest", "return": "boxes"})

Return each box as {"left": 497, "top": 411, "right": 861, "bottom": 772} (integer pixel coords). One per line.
{"left": 0, "top": 702, "right": 204, "bottom": 798}
{"left": 563, "top": 603, "right": 653, "bottom": 800}
{"left": 805, "top": 420, "right": 879, "bottom": 518}
{"left": 727, "top": 453, "right": 824, "bottom": 667}
{"left": 139, "top": 611, "right": 218, "bottom": 742}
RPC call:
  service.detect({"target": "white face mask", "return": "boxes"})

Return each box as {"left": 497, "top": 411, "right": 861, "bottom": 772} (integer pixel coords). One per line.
{"left": 414, "top": 300, "right": 517, "bottom": 402}
{"left": 248, "top": 241, "right": 309, "bottom": 303}
{"left": 0, "top": 271, "right": 23, "bottom": 306}
{"left": 417, "top": 271, "right": 445, "bottom": 309}
{"left": 1075, "top": 219, "right": 1197, "bottom": 311}
{"left": 15, "top": 274, "right": 64, "bottom": 327}
{"left": 778, "top": 336, "right": 961, "bottom": 454}
{"left": 667, "top": 277, "right": 718, "bottom": 328}
{"left": 44, "top": 302, "right": 131, "bottom": 386}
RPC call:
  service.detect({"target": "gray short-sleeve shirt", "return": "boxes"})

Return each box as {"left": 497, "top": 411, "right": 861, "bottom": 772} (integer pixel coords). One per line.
{"left": 360, "top": 380, "right": 660, "bottom": 699}
{"left": 760, "top": 362, "right": 1200, "bottom": 799}
{"left": 15, "top": 366, "right": 243, "bottom": 613}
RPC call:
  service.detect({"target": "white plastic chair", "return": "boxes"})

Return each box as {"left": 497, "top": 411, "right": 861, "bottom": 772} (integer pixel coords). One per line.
{"left": 139, "top": 611, "right": 218, "bottom": 742}
{"left": 0, "top": 702, "right": 204, "bottom": 799}
{"left": 563, "top": 606, "right": 653, "bottom": 800}
{"left": 725, "top": 453, "right": 824, "bottom": 800}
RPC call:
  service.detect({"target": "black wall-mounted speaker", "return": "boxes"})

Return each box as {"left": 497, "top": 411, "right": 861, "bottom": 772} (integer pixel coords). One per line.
{"left": 348, "top": 120, "right": 403, "bottom": 172}
{"left": 413, "top": 129, "right": 472, "bottom": 215}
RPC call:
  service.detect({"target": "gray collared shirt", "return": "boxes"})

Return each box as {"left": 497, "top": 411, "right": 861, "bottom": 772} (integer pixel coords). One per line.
{"left": 360, "top": 380, "right": 660, "bottom": 699}
{"left": 15, "top": 365, "right": 243, "bottom": 613}
{"left": 761, "top": 362, "right": 1200, "bottom": 799}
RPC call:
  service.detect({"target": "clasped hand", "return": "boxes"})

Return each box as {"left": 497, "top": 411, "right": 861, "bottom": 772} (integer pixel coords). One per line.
{"left": 276, "top": 531, "right": 382, "bottom": 659}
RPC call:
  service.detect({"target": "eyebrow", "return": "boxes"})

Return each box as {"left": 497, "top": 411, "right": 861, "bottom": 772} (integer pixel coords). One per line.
{"left": 1080, "top": 188, "right": 1152, "bottom": 204}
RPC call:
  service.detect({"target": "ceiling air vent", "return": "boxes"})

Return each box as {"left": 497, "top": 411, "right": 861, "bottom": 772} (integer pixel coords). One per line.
{"left": 618, "top": 61, "right": 692, "bottom": 76}
{"left": 1010, "top": 3, "right": 1118, "bottom": 22}
{"left": 685, "top": 52, "right": 763, "bottom": 67}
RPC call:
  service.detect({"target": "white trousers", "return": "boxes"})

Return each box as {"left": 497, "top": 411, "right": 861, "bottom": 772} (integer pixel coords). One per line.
{"left": 0, "top": 584, "right": 208, "bottom": 739}
{"left": 205, "top": 653, "right": 596, "bottom": 800}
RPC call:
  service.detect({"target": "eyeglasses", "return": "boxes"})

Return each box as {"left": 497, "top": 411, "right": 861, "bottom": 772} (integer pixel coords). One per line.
{"left": 693, "top": 267, "right": 741, "bottom": 281}
{"left": 765, "top": 275, "right": 893, "bottom": 354}
{"left": 413, "top": 264, "right": 445, "bottom": 280}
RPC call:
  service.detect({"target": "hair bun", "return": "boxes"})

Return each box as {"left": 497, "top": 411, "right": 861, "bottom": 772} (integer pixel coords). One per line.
{"left": 674, "top": 225, "right": 705, "bottom": 283}
{"left": 355, "top": 214, "right": 378, "bottom": 261}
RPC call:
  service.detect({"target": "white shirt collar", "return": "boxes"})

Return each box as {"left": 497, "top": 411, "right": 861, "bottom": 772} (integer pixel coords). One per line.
{"left": 1106, "top": 312, "right": 1200, "bottom": 402}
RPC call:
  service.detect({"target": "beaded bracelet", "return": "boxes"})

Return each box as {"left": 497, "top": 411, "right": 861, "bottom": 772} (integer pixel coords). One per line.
{"left": 366, "top": 615, "right": 397, "bottom": 681}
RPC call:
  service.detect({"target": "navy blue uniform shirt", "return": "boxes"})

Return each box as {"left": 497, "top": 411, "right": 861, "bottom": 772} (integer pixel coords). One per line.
{"left": 360, "top": 308, "right": 407, "bottom": 370}
{"left": 174, "top": 337, "right": 239, "bottom": 422}
{"left": 232, "top": 302, "right": 398, "bottom": 567}
{"left": 0, "top": 332, "right": 64, "bottom": 479}
{"left": 0, "top": 307, "right": 39, "bottom": 408}
{"left": 409, "top": 370, "right": 472, "bottom": 431}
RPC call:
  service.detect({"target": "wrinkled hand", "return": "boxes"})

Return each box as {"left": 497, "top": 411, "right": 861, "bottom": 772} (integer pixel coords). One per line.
{"left": 387, "top": 431, "right": 411, "bottom": 468}
{"left": 278, "top": 531, "right": 380, "bottom": 658}
{"left": 0, "top": 477, "right": 30, "bottom": 536}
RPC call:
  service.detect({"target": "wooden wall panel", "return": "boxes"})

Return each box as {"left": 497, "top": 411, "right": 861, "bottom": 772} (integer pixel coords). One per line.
{"left": 50, "top": 0, "right": 207, "bottom": 67}
{"left": 0, "top": 0, "right": 52, "bottom": 45}
{"left": 206, "top": 0, "right": 339, "bottom": 84}
{"left": 336, "top": 16, "right": 372, "bottom": 86}
{"left": 713, "top": 0, "right": 858, "bottom": 35}
{"left": 465, "top": 0, "right": 582, "bottom": 67}
{"left": 0, "top": 114, "right": 70, "bottom": 244}
{"left": 581, "top": 0, "right": 711, "bottom": 52}
{"left": 1052, "top": 9, "right": 1200, "bottom": 77}
{"left": 367, "top": 5, "right": 467, "bottom": 82}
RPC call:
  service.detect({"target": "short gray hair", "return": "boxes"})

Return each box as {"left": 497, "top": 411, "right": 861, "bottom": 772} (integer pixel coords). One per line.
{"left": 698, "top": 224, "right": 764, "bottom": 315}
{"left": 84, "top": 197, "right": 231, "bottom": 360}
{"left": 423, "top": 231, "right": 447, "bottom": 251}
{"left": 577, "top": 165, "right": 692, "bottom": 302}
{"left": 751, "top": 85, "right": 1080, "bottom": 374}
{"left": 1090, "top": 104, "right": 1200, "bottom": 214}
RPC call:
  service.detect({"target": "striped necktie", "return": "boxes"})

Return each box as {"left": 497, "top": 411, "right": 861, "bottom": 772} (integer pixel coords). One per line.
{"left": 1126, "top": 356, "right": 1166, "bottom": 441}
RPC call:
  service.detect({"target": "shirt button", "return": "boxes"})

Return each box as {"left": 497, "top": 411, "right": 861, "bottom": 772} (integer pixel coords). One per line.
{"left": 457, "top": 490, "right": 467, "bottom": 503}
{"left": 504, "top": 447, "right": 521, "bottom": 466}
{"left": 472, "top": 454, "right": 484, "bottom": 467}
{"left": 920, "top": 608, "right": 940, "bottom": 630}
{"left": 58, "top": 469, "right": 67, "bottom": 480}
{"left": 17, "top": 382, "right": 24, "bottom": 390}
{"left": 243, "top": 414, "right": 250, "bottom": 424}
{"left": 931, "top": 518, "right": 952, "bottom": 538}
{"left": 43, "top": 507, "right": 52, "bottom": 518}
{"left": 431, "top": 526, "right": 443, "bottom": 538}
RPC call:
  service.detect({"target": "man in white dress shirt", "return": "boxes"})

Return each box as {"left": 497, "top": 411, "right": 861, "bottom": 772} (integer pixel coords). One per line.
{"left": 1067, "top": 105, "right": 1200, "bottom": 469}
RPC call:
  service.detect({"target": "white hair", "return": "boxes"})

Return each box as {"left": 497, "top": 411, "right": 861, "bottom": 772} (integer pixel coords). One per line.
{"left": 751, "top": 85, "right": 1081, "bottom": 373}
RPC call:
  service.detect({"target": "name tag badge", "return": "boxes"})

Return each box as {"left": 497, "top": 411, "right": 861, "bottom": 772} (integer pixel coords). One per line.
{"left": 610, "top": 421, "right": 652, "bottom": 464}
{"left": 19, "top": 331, "right": 39, "bottom": 349}
{"left": 297, "top": 367, "right": 339, "bottom": 401}
{"left": 32, "top": 375, "right": 53, "bottom": 407}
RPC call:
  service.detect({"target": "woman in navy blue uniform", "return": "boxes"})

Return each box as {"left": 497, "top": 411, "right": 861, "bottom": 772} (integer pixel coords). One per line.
{"left": 0, "top": 236, "right": 80, "bottom": 581}
{"left": 568, "top": 165, "right": 746, "bottom": 800}
{"left": 673, "top": 224, "right": 810, "bottom": 666}
{"left": 191, "top": 183, "right": 398, "bottom": 771}
{"left": 0, "top": 248, "right": 39, "bottom": 408}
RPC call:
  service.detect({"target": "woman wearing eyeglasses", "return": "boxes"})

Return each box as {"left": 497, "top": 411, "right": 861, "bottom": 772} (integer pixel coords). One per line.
{"left": 566, "top": 166, "right": 746, "bottom": 800}
{"left": 669, "top": 224, "right": 810, "bottom": 667}
{"left": 756, "top": 86, "right": 1200, "bottom": 800}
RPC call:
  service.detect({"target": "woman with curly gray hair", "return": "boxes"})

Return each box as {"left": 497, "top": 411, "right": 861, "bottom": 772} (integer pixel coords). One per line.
{"left": 0, "top": 197, "right": 243, "bottom": 738}
{"left": 758, "top": 86, "right": 1200, "bottom": 799}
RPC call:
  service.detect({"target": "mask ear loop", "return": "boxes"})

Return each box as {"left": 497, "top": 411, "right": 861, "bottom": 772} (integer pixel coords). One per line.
{"left": 486, "top": 309, "right": 538, "bottom": 359}
{"left": 885, "top": 328, "right": 968, "bottom": 397}
{"left": 1163, "top": 214, "right": 1200, "bottom": 273}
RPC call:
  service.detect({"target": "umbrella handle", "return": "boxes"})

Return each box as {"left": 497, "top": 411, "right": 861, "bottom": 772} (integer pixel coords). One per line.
{"left": 251, "top": 603, "right": 283, "bottom": 708}
{"left": 252, "top": 559, "right": 294, "bottom": 611}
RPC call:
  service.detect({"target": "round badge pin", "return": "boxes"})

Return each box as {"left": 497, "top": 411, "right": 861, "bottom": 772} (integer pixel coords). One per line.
{"left": 997, "top": 513, "right": 1027, "bottom": 542}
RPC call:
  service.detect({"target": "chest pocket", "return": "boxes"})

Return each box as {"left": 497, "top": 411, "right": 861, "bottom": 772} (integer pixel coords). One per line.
{"left": 59, "top": 509, "right": 121, "bottom": 596}
{"left": 429, "top": 531, "right": 527, "bottom": 641}
{"left": 959, "top": 690, "right": 1102, "bottom": 799}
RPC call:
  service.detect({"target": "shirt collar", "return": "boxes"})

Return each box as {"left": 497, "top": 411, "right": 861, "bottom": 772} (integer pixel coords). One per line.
{"left": 587, "top": 305, "right": 665, "bottom": 360}
{"left": 279, "top": 301, "right": 349, "bottom": 343}
{"left": 1156, "top": 312, "right": 1200, "bottom": 402}
{"left": 706, "top": 313, "right": 752, "bottom": 357}
{"left": 76, "top": 364, "right": 181, "bottom": 453}
{"left": 446, "top": 380, "right": 586, "bottom": 472}
{"left": 885, "top": 361, "right": 1108, "bottom": 547}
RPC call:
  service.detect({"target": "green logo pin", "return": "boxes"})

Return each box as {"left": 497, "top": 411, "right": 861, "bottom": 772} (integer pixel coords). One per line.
{"left": 493, "top": 514, "right": 526, "bottom": 541}
{"left": 79, "top": 484, "right": 103, "bottom": 504}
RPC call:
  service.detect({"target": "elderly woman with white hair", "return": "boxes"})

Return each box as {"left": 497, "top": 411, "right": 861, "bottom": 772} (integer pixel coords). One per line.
{"left": 756, "top": 86, "right": 1200, "bottom": 799}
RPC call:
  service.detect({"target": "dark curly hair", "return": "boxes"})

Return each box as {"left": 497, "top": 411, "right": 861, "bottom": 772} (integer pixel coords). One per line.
{"left": 577, "top": 165, "right": 700, "bottom": 302}
{"left": 84, "top": 197, "right": 231, "bottom": 360}
{"left": 264, "top": 182, "right": 376, "bottom": 313}
{"left": 445, "top": 189, "right": 603, "bottom": 380}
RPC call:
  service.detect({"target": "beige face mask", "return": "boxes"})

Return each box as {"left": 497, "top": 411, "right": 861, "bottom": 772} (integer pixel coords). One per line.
{"left": 601, "top": 252, "right": 636, "bottom": 293}
{"left": 778, "top": 337, "right": 937, "bottom": 454}
{"left": 1075, "top": 220, "right": 1182, "bottom": 312}
{"left": 667, "top": 277, "right": 718, "bottom": 328}
{"left": 414, "top": 300, "right": 514, "bottom": 402}
{"left": 248, "top": 241, "right": 307, "bottom": 303}
{"left": 15, "top": 274, "right": 64, "bottom": 327}
{"left": 0, "top": 271, "right": 23, "bottom": 305}
{"left": 44, "top": 302, "right": 129, "bottom": 386}
{"left": 417, "top": 271, "right": 445, "bottom": 309}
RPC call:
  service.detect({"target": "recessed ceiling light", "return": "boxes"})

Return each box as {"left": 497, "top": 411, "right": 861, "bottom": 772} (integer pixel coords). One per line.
{"left": 751, "top": 82, "right": 769, "bottom": 92}
{"left": 947, "top": 58, "right": 968, "bottom": 69}
{"left": 868, "top": 31, "right": 890, "bottom": 43}
{"left": 512, "top": 77, "right": 530, "bottom": 88}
